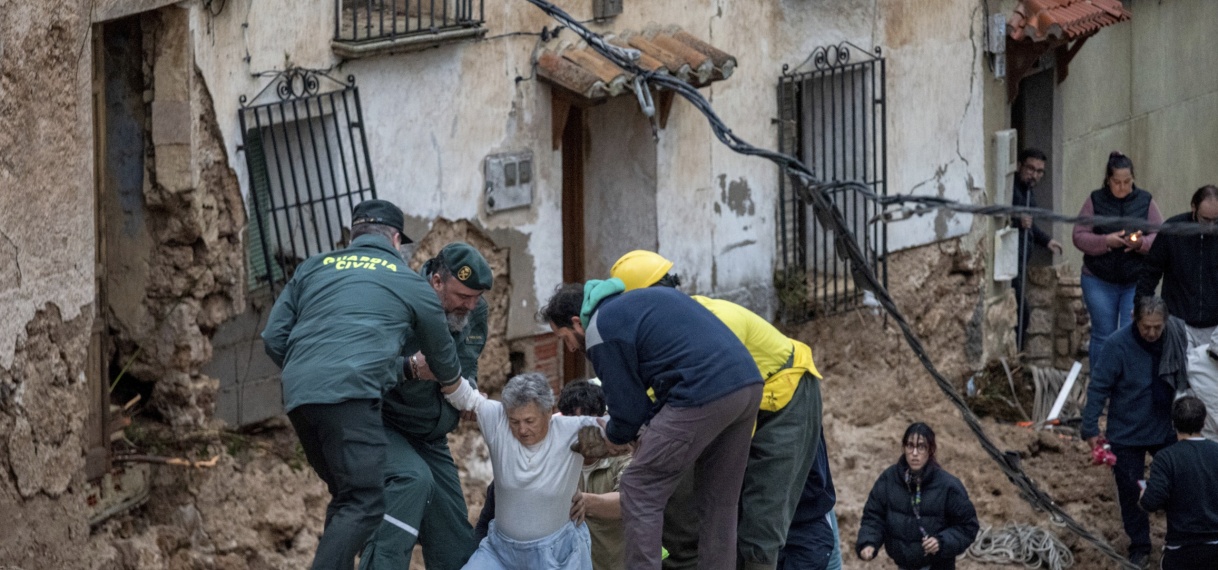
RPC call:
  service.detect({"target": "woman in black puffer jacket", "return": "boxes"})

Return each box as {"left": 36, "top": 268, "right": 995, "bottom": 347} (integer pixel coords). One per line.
{"left": 856, "top": 423, "right": 979, "bottom": 570}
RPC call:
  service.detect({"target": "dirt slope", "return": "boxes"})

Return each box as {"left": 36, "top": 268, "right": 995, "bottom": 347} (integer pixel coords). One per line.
{"left": 790, "top": 242, "right": 1152, "bottom": 569}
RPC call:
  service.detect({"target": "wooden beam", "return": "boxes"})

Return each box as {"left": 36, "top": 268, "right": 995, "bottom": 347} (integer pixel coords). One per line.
{"left": 657, "top": 89, "right": 675, "bottom": 129}
{"left": 1055, "top": 35, "right": 1091, "bottom": 84}
{"left": 551, "top": 95, "right": 572, "bottom": 151}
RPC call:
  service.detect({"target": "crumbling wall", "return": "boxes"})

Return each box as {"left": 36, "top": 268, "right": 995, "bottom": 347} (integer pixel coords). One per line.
{"left": 89, "top": 422, "right": 327, "bottom": 570}
{"left": 1020, "top": 265, "right": 1090, "bottom": 373}
{"left": 108, "top": 8, "right": 246, "bottom": 429}
{"left": 0, "top": 0, "right": 106, "bottom": 567}
{"left": 0, "top": 307, "right": 104, "bottom": 568}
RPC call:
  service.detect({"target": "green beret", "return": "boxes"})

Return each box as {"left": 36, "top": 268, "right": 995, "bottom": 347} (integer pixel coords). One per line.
{"left": 433, "top": 242, "right": 493, "bottom": 290}
{"left": 352, "top": 199, "right": 410, "bottom": 243}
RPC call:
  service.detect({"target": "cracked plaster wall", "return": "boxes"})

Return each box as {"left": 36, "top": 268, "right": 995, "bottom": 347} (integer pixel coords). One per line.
{"left": 0, "top": 2, "right": 100, "bottom": 566}
{"left": 878, "top": 0, "right": 987, "bottom": 253}
{"left": 186, "top": 0, "right": 994, "bottom": 330}
{"left": 0, "top": 0, "right": 95, "bottom": 369}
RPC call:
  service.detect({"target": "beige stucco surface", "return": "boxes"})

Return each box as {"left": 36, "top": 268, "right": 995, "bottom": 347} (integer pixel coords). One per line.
{"left": 0, "top": 1, "right": 96, "bottom": 369}
{"left": 1058, "top": 0, "right": 1218, "bottom": 270}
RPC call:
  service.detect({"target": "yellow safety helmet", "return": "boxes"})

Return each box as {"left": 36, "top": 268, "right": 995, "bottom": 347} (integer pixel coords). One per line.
{"left": 611, "top": 250, "right": 674, "bottom": 291}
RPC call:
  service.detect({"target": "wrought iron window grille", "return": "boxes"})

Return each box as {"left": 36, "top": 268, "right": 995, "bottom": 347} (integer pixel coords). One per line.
{"left": 238, "top": 69, "right": 378, "bottom": 297}
{"left": 776, "top": 42, "right": 888, "bottom": 322}
{"left": 334, "top": 0, "right": 485, "bottom": 45}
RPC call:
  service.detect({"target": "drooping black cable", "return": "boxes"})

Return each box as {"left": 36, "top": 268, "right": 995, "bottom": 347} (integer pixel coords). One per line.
{"left": 519, "top": 0, "right": 1142, "bottom": 567}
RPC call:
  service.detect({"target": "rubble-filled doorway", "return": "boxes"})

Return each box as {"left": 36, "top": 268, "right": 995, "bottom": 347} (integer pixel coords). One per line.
{"left": 88, "top": 15, "right": 152, "bottom": 479}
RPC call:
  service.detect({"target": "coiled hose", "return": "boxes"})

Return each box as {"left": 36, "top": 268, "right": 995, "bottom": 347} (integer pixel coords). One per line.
{"left": 968, "top": 523, "right": 1075, "bottom": 569}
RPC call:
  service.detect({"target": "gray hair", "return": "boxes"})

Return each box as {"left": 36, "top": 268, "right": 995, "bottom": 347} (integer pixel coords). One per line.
{"left": 1134, "top": 296, "right": 1169, "bottom": 323}
{"left": 500, "top": 372, "right": 555, "bottom": 412}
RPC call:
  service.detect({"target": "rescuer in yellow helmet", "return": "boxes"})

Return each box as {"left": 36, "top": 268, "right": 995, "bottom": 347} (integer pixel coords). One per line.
{"left": 610, "top": 250, "right": 828, "bottom": 570}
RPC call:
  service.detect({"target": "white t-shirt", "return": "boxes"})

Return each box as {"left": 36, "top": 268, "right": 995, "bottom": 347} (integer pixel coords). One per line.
{"left": 1188, "top": 344, "right": 1218, "bottom": 441}
{"left": 446, "top": 381, "right": 600, "bottom": 541}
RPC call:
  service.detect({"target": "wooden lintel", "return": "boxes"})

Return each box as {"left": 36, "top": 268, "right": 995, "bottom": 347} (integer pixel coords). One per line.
{"left": 657, "top": 89, "right": 676, "bottom": 129}
{"left": 551, "top": 95, "right": 572, "bottom": 152}
{"left": 1055, "top": 35, "right": 1091, "bottom": 84}
{"left": 1005, "top": 38, "right": 1056, "bottom": 103}
{"left": 545, "top": 82, "right": 610, "bottom": 151}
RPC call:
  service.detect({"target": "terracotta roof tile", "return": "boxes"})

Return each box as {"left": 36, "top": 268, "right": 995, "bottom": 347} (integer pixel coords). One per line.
{"left": 538, "top": 27, "right": 737, "bottom": 100}
{"left": 1008, "top": 0, "right": 1131, "bottom": 42}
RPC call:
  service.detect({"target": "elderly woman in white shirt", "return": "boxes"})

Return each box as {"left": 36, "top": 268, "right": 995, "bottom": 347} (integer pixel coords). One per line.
{"left": 440, "top": 371, "right": 600, "bottom": 569}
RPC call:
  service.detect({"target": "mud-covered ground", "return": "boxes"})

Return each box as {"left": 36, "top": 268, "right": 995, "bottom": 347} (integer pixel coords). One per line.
{"left": 791, "top": 242, "right": 1157, "bottom": 569}
{"left": 72, "top": 240, "right": 1157, "bottom": 570}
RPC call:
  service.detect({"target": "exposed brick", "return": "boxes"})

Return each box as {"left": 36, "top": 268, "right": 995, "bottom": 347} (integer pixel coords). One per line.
{"left": 534, "top": 336, "right": 559, "bottom": 360}
{"left": 1026, "top": 335, "right": 1053, "bottom": 359}
{"left": 1028, "top": 309, "right": 1053, "bottom": 334}
{"left": 1028, "top": 267, "right": 1057, "bottom": 287}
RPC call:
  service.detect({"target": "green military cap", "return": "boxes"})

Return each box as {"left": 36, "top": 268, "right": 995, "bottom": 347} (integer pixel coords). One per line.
{"left": 352, "top": 199, "right": 411, "bottom": 243}
{"left": 427, "top": 242, "right": 493, "bottom": 290}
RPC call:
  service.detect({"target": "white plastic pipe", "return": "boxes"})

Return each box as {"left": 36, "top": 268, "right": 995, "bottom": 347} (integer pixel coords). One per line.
{"left": 1046, "top": 361, "right": 1083, "bottom": 423}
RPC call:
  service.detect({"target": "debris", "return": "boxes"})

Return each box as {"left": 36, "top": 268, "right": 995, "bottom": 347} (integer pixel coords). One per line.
{"left": 115, "top": 454, "right": 220, "bottom": 469}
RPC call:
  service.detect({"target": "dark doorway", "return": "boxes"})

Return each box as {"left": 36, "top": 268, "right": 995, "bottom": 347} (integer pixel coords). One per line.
{"left": 561, "top": 108, "right": 587, "bottom": 382}
{"left": 1010, "top": 67, "right": 1056, "bottom": 268}
{"left": 89, "top": 15, "right": 149, "bottom": 479}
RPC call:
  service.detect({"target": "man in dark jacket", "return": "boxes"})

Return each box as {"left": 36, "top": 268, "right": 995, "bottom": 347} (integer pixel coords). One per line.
{"left": 1081, "top": 297, "right": 1178, "bottom": 568}
{"left": 542, "top": 280, "right": 763, "bottom": 570}
{"left": 262, "top": 200, "right": 465, "bottom": 570}
{"left": 1137, "top": 185, "right": 1218, "bottom": 349}
{"left": 361, "top": 242, "right": 494, "bottom": 570}
{"left": 1139, "top": 396, "right": 1218, "bottom": 569}
{"left": 1010, "top": 148, "right": 1063, "bottom": 349}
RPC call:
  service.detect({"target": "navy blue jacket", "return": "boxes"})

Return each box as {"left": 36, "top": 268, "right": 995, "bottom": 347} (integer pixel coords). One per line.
{"left": 1081, "top": 325, "right": 1176, "bottom": 447}
{"left": 856, "top": 459, "right": 979, "bottom": 569}
{"left": 584, "top": 287, "right": 761, "bottom": 444}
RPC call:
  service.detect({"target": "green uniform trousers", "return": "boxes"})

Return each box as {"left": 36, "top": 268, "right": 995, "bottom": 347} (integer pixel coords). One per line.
{"left": 661, "top": 374, "right": 823, "bottom": 570}
{"left": 359, "top": 429, "right": 476, "bottom": 570}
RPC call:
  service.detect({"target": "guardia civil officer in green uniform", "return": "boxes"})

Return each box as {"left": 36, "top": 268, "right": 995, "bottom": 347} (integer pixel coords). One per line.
{"left": 263, "top": 200, "right": 466, "bottom": 570}
{"left": 360, "top": 242, "right": 493, "bottom": 570}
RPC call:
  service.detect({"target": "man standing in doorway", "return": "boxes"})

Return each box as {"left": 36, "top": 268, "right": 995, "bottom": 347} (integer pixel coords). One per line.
{"left": 262, "top": 200, "right": 466, "bottom": 570}
{"left": 1011, "top": 148, "right": 1063, "bottom": 350}
{"left": 361, "top": 242, "right": 494, "bottom": 570}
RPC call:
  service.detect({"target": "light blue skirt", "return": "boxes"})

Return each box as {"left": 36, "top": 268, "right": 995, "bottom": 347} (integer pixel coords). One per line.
{"left": 463, "top": 520, "right": 592, "bottom": 570}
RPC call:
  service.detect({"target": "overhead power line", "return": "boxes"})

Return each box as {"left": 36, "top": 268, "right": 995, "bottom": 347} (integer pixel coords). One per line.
{"left": 518, "top": 1, "right": 1143, "bottom": 568}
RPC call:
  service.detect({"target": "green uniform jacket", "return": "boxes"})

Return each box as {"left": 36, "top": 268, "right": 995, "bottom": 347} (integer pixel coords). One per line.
{"left": 382, "top": 295, "right": 488, "bottom": 441}
{"left": 263, "top": 235, "right": 463, "bottom": 413}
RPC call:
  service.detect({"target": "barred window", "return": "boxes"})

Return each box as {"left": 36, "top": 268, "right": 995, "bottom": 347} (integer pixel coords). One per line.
{"left": 239, "top": 71, "right": 377, "bottom": 295}
{"left": 333, "top": 0, "right": 486, "bottom": 57}
{"left": 777, "top": 43, "right": 888, "bottom": 320}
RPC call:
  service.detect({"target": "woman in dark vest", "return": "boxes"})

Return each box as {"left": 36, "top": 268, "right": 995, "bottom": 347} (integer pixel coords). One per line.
{"left": 1072, "top": 151, "right": 1164, "bottom": 362}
